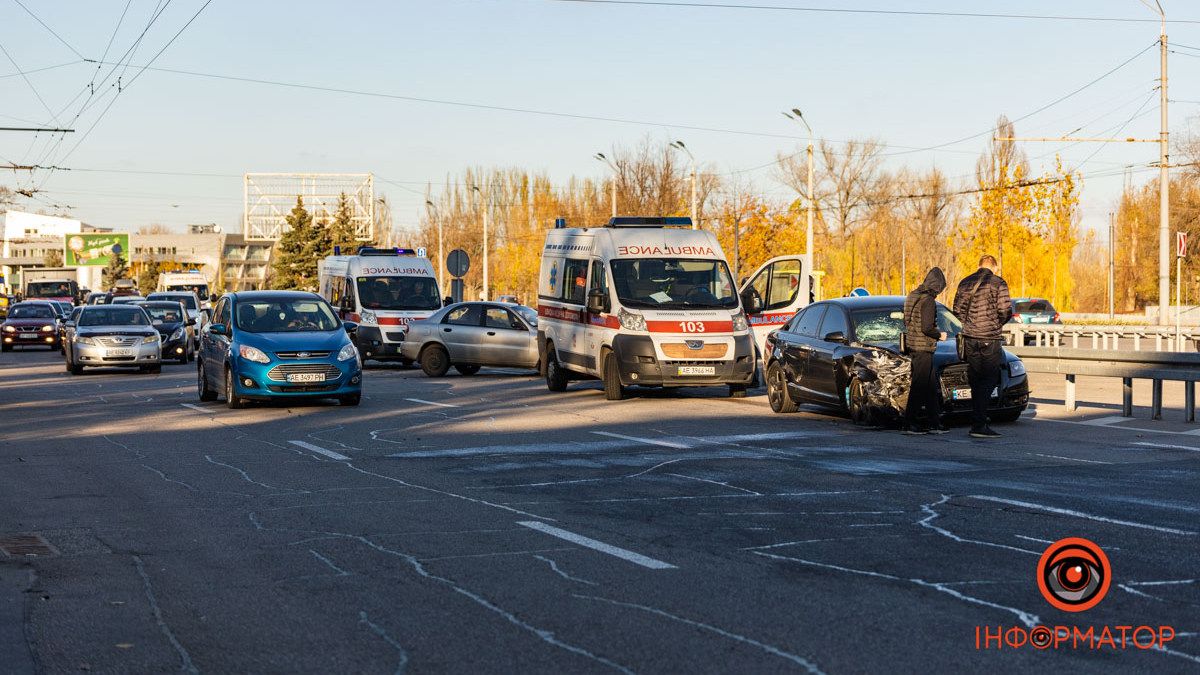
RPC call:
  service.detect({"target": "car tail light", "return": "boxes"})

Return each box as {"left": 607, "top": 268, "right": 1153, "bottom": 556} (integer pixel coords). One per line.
{"left": 1011, "top": 313, "right": 1021, "bottom": 322}
{"left": 1053, "top": 312, "right": 1060, "bottom": 322}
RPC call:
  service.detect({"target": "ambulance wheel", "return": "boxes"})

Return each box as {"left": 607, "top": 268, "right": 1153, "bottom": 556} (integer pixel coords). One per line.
{"left": 545, "top": 345, "right": 569, "bottom": 392}
{"left": 766, "top": 362, "right": 797, "bottom": 413}
{"left": 602, "top": 351, "right": 625, "bottom": 401}
{"left": 454, "top": 364, "right": 480, "bottom": 376}
{"left": 420, "top": 345, "right": 450, "bottom": 377}
{"left": 728, "top": 384, "right": 748, "bottom": 398}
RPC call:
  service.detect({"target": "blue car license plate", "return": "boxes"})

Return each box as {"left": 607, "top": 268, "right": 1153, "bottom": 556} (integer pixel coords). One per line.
{"left": 287, "top": 373, "right": 325, "bottom": 383}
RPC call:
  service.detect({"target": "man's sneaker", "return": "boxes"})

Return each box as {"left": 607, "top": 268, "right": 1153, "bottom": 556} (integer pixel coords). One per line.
{"left": 928, "top": 426, "right": 951, "bottom": 435}
{"left": 970, "top": 426, "right": 1002, "bottom": 439}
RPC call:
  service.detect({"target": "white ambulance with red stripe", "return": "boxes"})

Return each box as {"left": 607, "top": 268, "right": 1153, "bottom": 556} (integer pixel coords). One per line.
{"left": 538, "top": 217, "right": 759, "bottom": 400}
{"left": 319, "top": 247, "right": 442, "bottom": 362}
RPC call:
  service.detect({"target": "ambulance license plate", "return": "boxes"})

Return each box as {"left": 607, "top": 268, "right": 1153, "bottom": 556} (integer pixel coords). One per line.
{"left": 287, "top": 373, "right": 326, "bottom": 383}
{"left": 678, "top": 366, "right": 715, "bottom": 376}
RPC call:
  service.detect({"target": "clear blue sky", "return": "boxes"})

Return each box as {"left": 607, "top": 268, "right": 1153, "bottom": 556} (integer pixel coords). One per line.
{"left": 2, "top": 0, "right": 1198, "bottom": 240}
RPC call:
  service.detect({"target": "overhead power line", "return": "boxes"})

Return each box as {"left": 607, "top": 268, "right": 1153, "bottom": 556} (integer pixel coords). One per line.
{"left": 11, "top": 0, "right": 86, "bottom": 59}
{"left": 546, "top": 0, "right": 1200, "bottom": 24}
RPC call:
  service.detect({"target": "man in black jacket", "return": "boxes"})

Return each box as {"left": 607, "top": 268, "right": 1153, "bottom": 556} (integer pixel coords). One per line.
{"left": 953, "top": 255, "right": 1013, "bottom": 438}
{"left": 903, "top": 268, "right": 948, "bottom": 434}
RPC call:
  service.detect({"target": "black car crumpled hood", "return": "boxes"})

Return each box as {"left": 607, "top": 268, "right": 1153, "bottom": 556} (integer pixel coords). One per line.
{"left": 853, "top": 340, "right": 1020, "bottom": 413}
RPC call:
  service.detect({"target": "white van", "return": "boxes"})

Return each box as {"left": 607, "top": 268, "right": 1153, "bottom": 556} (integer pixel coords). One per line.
{"left": 318, "top": 247, "right": 442, "bottom": 362}
{"left": 157, "top": 270, "right": 212, "bottom": 306}
{"left": 538, "top": 216, "right": 757, "bottom": 400}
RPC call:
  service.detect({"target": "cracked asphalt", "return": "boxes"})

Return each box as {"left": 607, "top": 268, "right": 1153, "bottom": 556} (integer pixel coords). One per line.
{"left": 1, "top": 348, "right": 1197, "bottom": 673}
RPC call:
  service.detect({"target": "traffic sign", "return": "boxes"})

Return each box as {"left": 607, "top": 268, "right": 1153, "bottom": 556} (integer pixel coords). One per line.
{"left": 1177, "top": 232, "right": 1188, "bottom": 258}
{"left": 416, "top": 247, "right": 427, "bottom": 257}
{"left": 447, "top": 249, "right": 470, "bottom": 278}
{"left": 850, "top": 286, "right": 870, "bottom": 297}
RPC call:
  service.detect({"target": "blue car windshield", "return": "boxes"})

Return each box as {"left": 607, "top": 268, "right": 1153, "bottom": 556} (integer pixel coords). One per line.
{"left": 235, "top": 299, "right": 340, "bottom": 333}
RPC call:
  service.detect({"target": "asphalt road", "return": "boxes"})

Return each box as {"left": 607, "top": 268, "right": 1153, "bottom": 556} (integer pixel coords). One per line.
{"left": 1, "top": 347, "right": 1197, "bottom": 674}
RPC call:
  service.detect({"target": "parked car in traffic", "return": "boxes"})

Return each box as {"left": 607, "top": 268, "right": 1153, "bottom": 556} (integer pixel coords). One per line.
{"left": 147, "top": 291, "right": 207, "bottom": 347}
{"left": 762, "top": 296, "right": 1029, "bottom": 425}
{"left": 2, "top": 301, "right": 61, "bottom": 351}
{"left": 401, "top": 302, "right": 540, "bottom": 376}
{"left": 85, "top": 292, "right": 114, "bottom": 305}
{"left": 137, "top": 300, "right": 195, "bottom": 364}
{"left": 197, "top": 291, "right": 362, "bottom": 408}
{"left": 57, "top": 305, "right": 83, "bottom": 353}
{"left": 63, "top": 304, "right": 162, "bottom": 374}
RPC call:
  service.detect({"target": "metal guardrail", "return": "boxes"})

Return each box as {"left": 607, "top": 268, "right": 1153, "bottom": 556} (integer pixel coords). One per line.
{"left": 1008, "top": 345, "right": 1200, "bottom": 421}
{"left": 1004, "top": 324, "right": 1199, "bottom": 352}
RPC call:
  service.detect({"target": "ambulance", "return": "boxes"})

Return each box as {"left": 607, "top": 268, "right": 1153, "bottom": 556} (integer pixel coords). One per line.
{"left": 318, "top": 247, "right": 442, "bottom": 362}
{"left": 538, "top": 216, "right": 763, "bottom": 400}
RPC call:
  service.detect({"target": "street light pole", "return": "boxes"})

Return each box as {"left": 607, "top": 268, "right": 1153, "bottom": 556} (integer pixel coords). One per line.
{"left": 670, "top": 141, "right": 698, "bottom": 230}
{"left": 783, "top": 109, "right": 815, "bottom": 279}
{"left": 594, "top": 153, "right": 618, "bottom": 219}
{"left": 1145, "top": 1, "right": 1171, "bottom": 324}
{"left": 471, "top": 185, "right": 489, "bottom": 301}
{"left": 425, "top": 200, "right": 444, "bottom": 293}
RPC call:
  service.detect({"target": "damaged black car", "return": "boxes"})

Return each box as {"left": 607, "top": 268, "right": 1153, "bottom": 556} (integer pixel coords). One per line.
{"left": 762, "top": 296, "right": 1029, "bottom": 425}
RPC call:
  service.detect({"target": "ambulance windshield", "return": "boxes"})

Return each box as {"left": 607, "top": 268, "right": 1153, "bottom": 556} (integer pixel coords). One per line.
{"left": 356, "top": 276, "right": 441, "bottom": 311}
{"left": 610, "top": 259, "right": 738, "bottom": 310}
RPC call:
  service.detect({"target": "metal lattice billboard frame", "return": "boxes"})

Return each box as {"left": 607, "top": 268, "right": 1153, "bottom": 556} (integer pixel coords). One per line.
{"left": 243, "top": 173, "right": 375, "bottom": 241}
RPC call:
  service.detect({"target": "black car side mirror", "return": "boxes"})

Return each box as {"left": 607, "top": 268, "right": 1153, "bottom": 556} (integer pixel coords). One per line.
{"left": 343, "top": 320, "right": 359, "bottom": 334}
{"left": 208, "top": 323, "right": 227, "bottom": 336}
{"left": 824, "top": 331, "right": 847, "bottom": 344}
{"left": 586, "top": 290, "right": 608, "bottom": 314}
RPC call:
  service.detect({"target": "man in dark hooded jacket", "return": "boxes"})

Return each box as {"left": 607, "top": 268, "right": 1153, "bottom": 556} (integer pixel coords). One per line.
{"left": 902, "top": 267, "right": 948, "bottom": 434}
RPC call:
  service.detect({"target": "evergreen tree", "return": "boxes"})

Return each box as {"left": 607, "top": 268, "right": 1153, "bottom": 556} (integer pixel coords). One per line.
{"left": 327, "top": 192, "right": 361, "bottom": 253}
{"left": 101, "top": 252, "right": 128, "bottom": 289}
{"left": 271, "top": 197, "right": 317, "bottom": 290}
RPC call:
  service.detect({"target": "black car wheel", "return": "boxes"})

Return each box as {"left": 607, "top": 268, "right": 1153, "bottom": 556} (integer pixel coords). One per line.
{"left": 848, "top": 376, "right": 876, "bottom": 427}
{"left": 454, "top": 364, "right": 481, "bottom": 376}
{"left": 545, "top": 345, "right": 569, "bottom": 392}
{"left": 65, "top": 349, "right": 82, "bottom": 375}
{"left": 225, "top": 366, "right": 246, "bottom": 409}
{"left": 766, "top": 362, "right": 797, "bottom": 413}
{"left": 197, "top": 360, "right": 217, "bottom": 401}
{"left": 420, "top": 345, "right": 450, "bottom": 377}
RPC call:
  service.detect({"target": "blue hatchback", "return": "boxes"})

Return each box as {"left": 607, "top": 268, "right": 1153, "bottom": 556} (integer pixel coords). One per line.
{"left": 197, "top": 291, "right": 363, "bottom": 408}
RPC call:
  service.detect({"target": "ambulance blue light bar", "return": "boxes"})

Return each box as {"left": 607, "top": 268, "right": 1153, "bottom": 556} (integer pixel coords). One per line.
{"left": 357, "top": 247, "right": 418, "bottom": 256}
{"left": 606, "top": 217, "right": 692, "bottom": 228}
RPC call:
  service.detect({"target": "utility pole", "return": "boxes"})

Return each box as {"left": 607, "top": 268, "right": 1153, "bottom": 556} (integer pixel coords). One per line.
{"left": 471, "top": 184, "right": 490, "bottom": 301}
{"left": 594, "top": 153, "right": 618, "bottom": 219}
{"left": 669, "top": 141, "right": 698, "bottom": 230}
{"left": 1109, "top": 212, "right": 1116, "bottom": 319}
{"left": 425, "top": 200, "right": 444, "bottom": 293}
{"left": 783, "top": 109, "right": 815, "bottom": 277}
{"left": 1157, "top": 4, "right": 1171, "bottom": 326}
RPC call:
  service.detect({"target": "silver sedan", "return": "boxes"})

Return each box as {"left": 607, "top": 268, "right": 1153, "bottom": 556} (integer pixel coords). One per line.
{"left": 401, "top": 302, "right": 539, "bottom": 376}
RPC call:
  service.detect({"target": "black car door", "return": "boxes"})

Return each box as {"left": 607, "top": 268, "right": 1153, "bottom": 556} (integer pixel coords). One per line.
{"left": 806, "top": 304, "right": 852, "bottom": 403}
{"left": 786, "top": 304, "right": 826, "bottom": 401}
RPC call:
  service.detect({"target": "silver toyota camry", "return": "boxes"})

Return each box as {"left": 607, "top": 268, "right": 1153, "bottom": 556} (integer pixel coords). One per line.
{"left": 64, "top": 304, "right": 162, "bottom": 374}
{"left": 401, "top": 302, "right": 539, "bottom": 376}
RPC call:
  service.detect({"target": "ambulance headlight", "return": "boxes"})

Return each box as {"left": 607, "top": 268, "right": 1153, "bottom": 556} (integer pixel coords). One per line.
{"left": 617, "top": 308, "right": 646, "bottom": 332}
{"left": 360, "top": 310, "right": 378, "bottom": 325}
{"left": 732, "top": 311, "right": 749, "bottom": 332}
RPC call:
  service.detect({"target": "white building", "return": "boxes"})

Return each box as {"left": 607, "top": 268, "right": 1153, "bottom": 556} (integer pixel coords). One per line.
{"left": 0, "top": 210, "right": 109, "bottom": 294}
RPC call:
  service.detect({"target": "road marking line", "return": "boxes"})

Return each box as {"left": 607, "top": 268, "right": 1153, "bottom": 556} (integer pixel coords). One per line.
{"left": 1076, "top": 416, "right": 1129, "bottom": 426}
{"left": 517, "top": 521, "right": 676, "bottom": 569}
{"left": 405, "top": 398, "right": 459, "bottom": 408}
{"left": 968, "top": 495, "right": 1197, "bottom": 536}
{"left": 1030, "top": 453, "right": 1113, "bottom": 465}
{"left": 180, "top": 403, "right": 211, "bottom": 413}
{"left": 289, "top": 440, "right": 350, "bottom": 461}
{"left": 591, "top": 431, "right": 690, "bottom": 449}
{"left": 1133, "top": 441, "right": 1200, "bottom": 452}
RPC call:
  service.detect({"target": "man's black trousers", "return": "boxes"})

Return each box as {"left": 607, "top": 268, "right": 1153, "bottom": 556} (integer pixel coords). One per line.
{"left": 905, "top": 350, "right": 940, "bottom": 429}
{"left": 964, "top": 337, "right": 1003, "bottom": 429}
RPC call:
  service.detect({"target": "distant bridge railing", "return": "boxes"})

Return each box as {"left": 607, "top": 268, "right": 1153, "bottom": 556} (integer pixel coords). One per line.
{"left": 1007, "top": 345, "right": 1200, "bottom": 421}
{"left": 1004, "top": 324, "right": 1199, "bottom": 352}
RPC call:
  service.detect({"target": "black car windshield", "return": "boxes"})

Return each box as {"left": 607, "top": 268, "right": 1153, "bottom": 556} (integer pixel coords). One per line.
{"left": 9, "top": 305, "right": 55, "bottom": 319}
{"left": 851, "top": 305, "right": 961, "bottom": 344}
{"left": 79, "top": 307, "right": 150, "bottom": 326}
{"left": 235, "top": 298, "right": 340, "bottom": 333}
{"left": 356, "top": 276, "right": 441, "bottom": 311}
{"left": 151, "top": 294, "right": 197, "bottom": 310}
{"left": 610, "top": 259, "right": 738, "bottom": 309}
{"left": 143, "top": 305, "right": 185, "bottom": 323}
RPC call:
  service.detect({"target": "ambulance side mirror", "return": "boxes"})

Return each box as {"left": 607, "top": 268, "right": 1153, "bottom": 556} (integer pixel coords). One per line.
{"left": 741, "top": 289, "right": 763, "bottom": 314}
{"left": 586, "top": 290, "right": 608, "bottom": 315}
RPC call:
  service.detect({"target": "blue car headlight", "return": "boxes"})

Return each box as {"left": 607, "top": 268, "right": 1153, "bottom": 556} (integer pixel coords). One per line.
{"left": 337, "top": 343, "right": 358, "bottom": 362}
{"left": 1008, "top": 360, "right": 1026, "bottom": 377}
{"left": 239, "top": 344, "right": 271, "bottom": 364}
